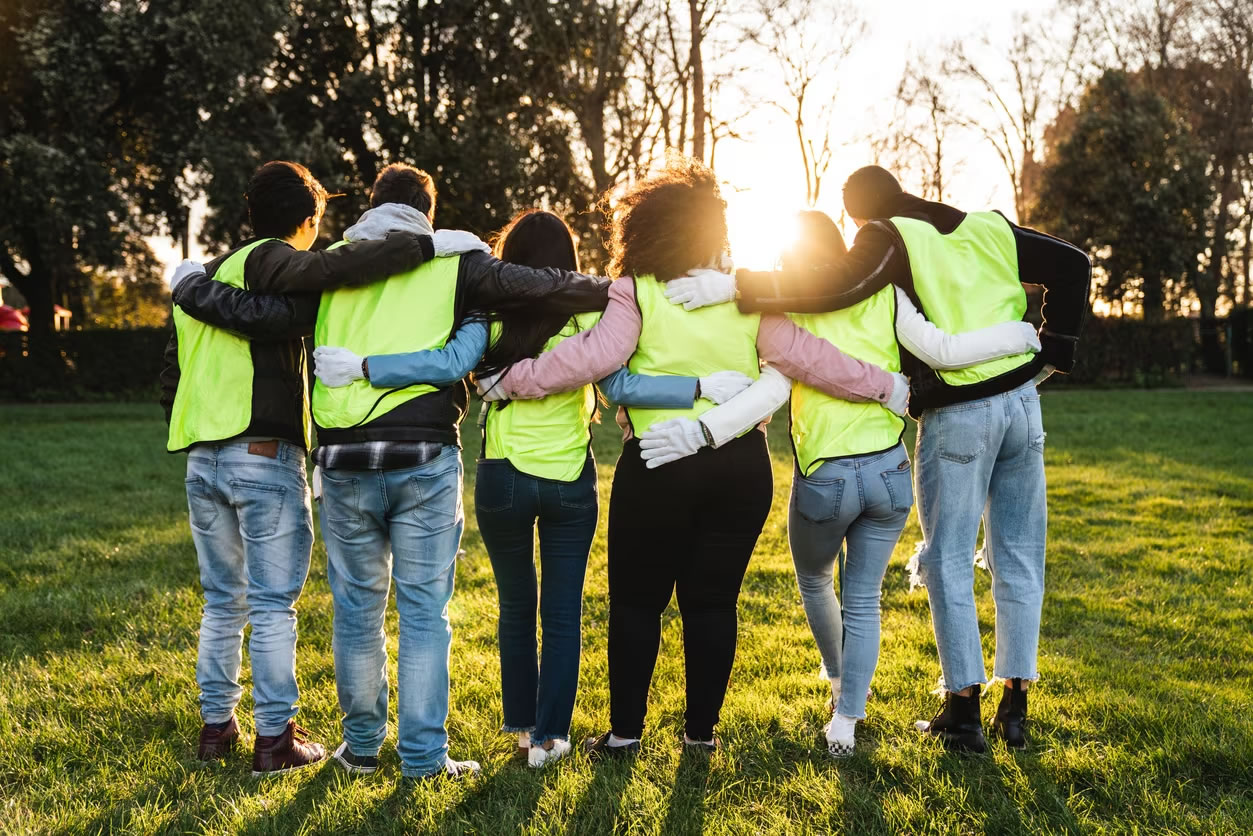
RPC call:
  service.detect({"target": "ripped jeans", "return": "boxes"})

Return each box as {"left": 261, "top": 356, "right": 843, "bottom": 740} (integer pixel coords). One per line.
{"left": 912, "top": 381, "right": 1047, "bottom": 693}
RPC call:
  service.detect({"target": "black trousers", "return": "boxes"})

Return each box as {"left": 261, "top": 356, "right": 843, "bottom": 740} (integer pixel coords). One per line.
{"left": 606, "top": 430, "right": 774, "bottom": 740}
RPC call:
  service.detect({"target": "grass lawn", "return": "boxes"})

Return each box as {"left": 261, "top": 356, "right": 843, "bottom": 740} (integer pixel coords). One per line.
{"left": 2, "top": 391, "right": 1252, "bottom": 834}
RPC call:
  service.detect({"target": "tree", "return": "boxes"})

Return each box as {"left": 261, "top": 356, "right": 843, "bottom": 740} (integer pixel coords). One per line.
{"left": 1034, "top": 71, "right": 1212, "bottom": 319}
{"left": 870, "top": 60, "right": 962, "bottom": 202}
{"left": 0, "top": 0, "right": 286, "bottom": 354}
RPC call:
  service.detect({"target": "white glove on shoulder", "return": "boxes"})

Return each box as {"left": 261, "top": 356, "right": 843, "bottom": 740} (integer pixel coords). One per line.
{"left": 1020, "top": 322, "right": 1043, "bottom": 353}
{"left": 170, "top": 259, "right": 205, "bottom": 293}
{"left": 886, "top": 372, "right": 910, "bottom": 417}
{"left": 639, "top": 417, "right": 707, "bottom": 468}
{"left": 433, "top": 229, "right": 491, "bottom": 257}
{"left": 697, "top": 370, "right": 755, "bottom": 404}
{"left": 663, "top": 269, "right": 737, "bottom": 310}
{"left": 313, "top": 345, "right": 365, "bottom": 388}
{"left": 476, "top": 369, "right": 509, "bottom": 402}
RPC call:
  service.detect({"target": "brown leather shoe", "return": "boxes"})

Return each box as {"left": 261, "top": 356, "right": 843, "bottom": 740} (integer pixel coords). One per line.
{"left": 197, "top": 716, "right": 241, "bottom": 761}
{"left": 251, "top": 722, "right": 327, "bottom": 777}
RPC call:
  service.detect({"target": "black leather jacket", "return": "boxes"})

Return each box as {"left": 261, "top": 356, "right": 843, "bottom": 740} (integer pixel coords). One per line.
{"left": 160, "top": 232, "right": 433, "bottom": 449}
{"left": 169, "top": 248, "right": 610, "bottom": 448}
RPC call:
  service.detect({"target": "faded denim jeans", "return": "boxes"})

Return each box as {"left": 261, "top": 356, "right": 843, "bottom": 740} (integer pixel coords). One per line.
{"left": 913, "top": 380, "right": 1047, "bottom": 693}
{"left": 185, "top": 440, "right": 313, "bottom": 736}
{"left": 320, "top": 445, "right": 465, "bottom": 778}
{"left": 788, "top": 443, "right": 912, "bottom": 719}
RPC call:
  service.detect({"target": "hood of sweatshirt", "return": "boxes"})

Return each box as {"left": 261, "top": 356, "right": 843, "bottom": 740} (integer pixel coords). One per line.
{"left": 344, "top": 202, "right": 435, "bottom": 242}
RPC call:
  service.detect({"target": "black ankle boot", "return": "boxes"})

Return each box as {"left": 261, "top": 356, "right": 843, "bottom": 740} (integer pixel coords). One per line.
{"left": 991, "top": 679, "right": 1028, "bottom": 750}
{"left": 916, "top": 688, "right": 987, "bottom": 753}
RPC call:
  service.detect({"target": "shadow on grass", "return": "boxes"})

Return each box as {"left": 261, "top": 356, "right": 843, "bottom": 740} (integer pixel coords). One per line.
{"left": 563, "top": 756, "right": 635, "bottom": 834}
{"left": 661, "top": 751, "right": 711, "bottom": 836}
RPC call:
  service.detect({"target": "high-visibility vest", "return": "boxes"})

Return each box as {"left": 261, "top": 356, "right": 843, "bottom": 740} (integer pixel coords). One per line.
{"left": 313, "top": 246, "right": 460, "bottom": 429}
{"left": 483, "top": 312, "right": 602, "bottom": 481}
{"left": 167, "top": 239, "right": 279, "bottom": 452}
{"left": 625, "top": 275, "right": 761, "bottom": 436}
{"left": 893, "top": 211, "right": 1034, "bottom": 385}
{"left": 788, "top": 285, "right": 904, "bottom": 476}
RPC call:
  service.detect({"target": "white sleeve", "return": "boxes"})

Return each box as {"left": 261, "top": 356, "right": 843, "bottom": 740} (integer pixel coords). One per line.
{"left": 893, "top": 286, "right": 1041, "bottom": 370}
{"left": 698, "top": 364, "right": 792, "bottom": 448}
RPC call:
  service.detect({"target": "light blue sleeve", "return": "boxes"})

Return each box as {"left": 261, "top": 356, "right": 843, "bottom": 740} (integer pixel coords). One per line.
{"left": 367, "top": 320, "right": 489, "bottom": 388}
{"left": 597, "top": 366, "right": 697, "bottom": 408}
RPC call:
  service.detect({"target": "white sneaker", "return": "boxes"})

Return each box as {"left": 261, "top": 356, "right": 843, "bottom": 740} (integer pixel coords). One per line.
{"left": 527, "top": 738, "right": 572, "bottom": 768}
{"left": 823, "top": 713, "right": 857, "bottom": 758}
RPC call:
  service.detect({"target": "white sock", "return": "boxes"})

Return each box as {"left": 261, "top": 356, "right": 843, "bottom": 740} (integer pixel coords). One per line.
{"left": 607, "top": 733, "right": 639, "bottom": 747}
{"left": 517, "top": 731, "right": 531, "bottom": 748}
{"left": 684, "top": 734, "right": 714, "bottom": 745}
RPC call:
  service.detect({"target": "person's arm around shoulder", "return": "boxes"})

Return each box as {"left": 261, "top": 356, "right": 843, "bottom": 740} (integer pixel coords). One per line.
{"left": 596, "top": 367, "right": 754, "bottom": 408}
{"left": 458, "top": 250, "right": 610, "bottom": 316}
{"left": 172, "top": 264, "right": 319, "bottom": 341}
{"left": 1010, "top": 219, "right": 1093, "bottom": 376}
{"left": 246, "top": 232, "right": 434, "bottom": 293}
{"left": 893, "top": 287, "right": 1041, "bottom": 370}
{"left": 756, "top": 313, "right": 904, "bottom": 409}
{"left": 313, "top": 320, "right": 490, "bottom": 389}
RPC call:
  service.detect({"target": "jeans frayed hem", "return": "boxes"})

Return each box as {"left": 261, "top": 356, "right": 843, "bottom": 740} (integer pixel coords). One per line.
{"left": 501, "top": 724, "right": 535, "bottom": 734}
{"left": 934, "top": 676, "right": 988, "bottom": 695}
{"left": 530, "top": 733, "right": 570, "bottom": 747}
{"left": 991, "top": 673, "right": 1040, "bottom": 685}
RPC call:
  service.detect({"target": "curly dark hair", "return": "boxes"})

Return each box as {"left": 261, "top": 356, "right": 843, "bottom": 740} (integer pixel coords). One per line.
{"left": 603, "top": 156, "right": 729, "bottom": 281}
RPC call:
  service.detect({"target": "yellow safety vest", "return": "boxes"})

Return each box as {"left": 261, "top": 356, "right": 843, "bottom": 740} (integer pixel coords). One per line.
{"left": 483, "top": 312, "right": 602, "bottom": 481}
{"left": 313, "top": 245, "right": 460, "bottom": 429}
{"left": 625, "top": 275, "right": 761, "bottom": 436}
{"left": 893, "top": 212, "right": 1034, "bottom": 385}
{"left": 788, "top": 285, "right": 904, "bottom": 476}
{"left": 167, "top": 239, "right": 276, "bottom": 452}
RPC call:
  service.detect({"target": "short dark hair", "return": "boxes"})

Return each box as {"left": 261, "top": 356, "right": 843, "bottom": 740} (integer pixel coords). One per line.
{"left": 246, "top": 161, "right": 328, "bottom": 239}
{"left": 605, "top": 156, "right": 728, "bottom": 281}
{"left": 370, "top": 163, "right": 437, "bottom": 217}
{"left": 842, "top": 165, "right": 903, "bottom": 220}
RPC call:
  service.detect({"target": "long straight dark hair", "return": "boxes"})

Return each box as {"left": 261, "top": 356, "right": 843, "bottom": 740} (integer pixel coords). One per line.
{"left": 474, "top": 210, "right": 583, "bottom": 377}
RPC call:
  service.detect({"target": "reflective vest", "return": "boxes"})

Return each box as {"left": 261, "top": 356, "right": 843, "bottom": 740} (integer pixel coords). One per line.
{"left": 893, "top": 212, "right": 1034, "bottom": 385}
{"left": 312, "top": 246, "right": 460, "bottom": 429}
{"left": 625, "top": 275, "right": 761, "bottom": 436}
{"left": 167, "top": 239, "right": 278, "bottom": 452}
{"left": 483, "top": 312, "right": 602, "bottom": 482}
{"left": 788, "top": 285, "right": 904, "bottom": 476}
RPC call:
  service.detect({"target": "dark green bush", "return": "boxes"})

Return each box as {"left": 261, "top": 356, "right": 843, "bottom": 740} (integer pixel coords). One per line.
{"left": 1047, "top": 316, "right": 1196, "bottom": 387}
{"left": 0, "top": 328, "right": 169, "bottom": 402}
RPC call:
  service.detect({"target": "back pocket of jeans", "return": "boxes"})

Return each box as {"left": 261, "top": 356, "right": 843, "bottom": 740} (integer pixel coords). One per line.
{"left": 411, "top": 464, "right": 463, "bottom": 534}
{"left": 229, "top": 480, "right": 287, "bottom": 539}
{"left": 474, "top": 462, "right": 514, "bottom": 514}
{"left": 937, "top": 402, "right": 991, "bottom": 464}
{"left": 792, "top": 476, "right": 844, "bottom": 524}
{"left": 185, "top": 477, "right": 219, "bottom": 532}
{"left": 320, "top": 472, "right": 364, "bottom": 540}
{"left": 880, "top": 460, "right": 914, "bottom": 513}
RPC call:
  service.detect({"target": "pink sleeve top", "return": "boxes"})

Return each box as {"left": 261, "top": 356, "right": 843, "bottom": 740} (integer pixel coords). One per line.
{"left": 756, "top": 314, "right": 896, "bottom": 404}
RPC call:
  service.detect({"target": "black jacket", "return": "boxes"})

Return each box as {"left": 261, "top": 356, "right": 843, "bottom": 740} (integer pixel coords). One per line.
{"left": 735, "top": 194, "right": 1092, "bottom": 415}
{"left": 160, "top": 232, "right": 433, "bottom": 450}
{"left": 171, "top": 248, "right": 611, "bottom": 448}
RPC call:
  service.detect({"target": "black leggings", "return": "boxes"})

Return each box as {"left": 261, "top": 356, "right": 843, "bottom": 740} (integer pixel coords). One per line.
{"left": 606, "top": 430, "right": 774, "bottom": 740}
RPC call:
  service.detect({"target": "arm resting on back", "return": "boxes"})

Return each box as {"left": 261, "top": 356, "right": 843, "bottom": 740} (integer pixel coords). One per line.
{"left": 597, "top": 366, "right": 698, "bottom": 408}
{"left": 893, "top": 286, "right": 1040, "bottom": 370}
{"left": 246, "top": 232, "right": 434, "bottom": 293}
{"left": 171, "top": 270, "right": 319, "bottom": 340}
{"left": 734, "top": 224, "right": 901, "bottom": 314}
{"left": 1011, "top": 222, "right": 1092, "bottom": 373}
{"left": 699, "top": 365, "right": 792, "bottom": 447}
{"left": 756, "top": 314, "right": 895, "bottom": 403}
{"left": 366, "top": 320, "right": 490, "bottom": 388}
{"left": 458, "top": 251, "right": 610, "bottom": 316}
{"left": 499, "top": 278, "right": 641, "bottom": 399}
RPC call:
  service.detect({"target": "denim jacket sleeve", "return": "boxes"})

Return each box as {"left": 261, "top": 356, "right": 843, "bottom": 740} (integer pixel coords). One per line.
{"left": 366, "top": 319, "right": 490, "bottom": 388}
{"left": 596, "top": 366, "right": 698, "bottom": 408}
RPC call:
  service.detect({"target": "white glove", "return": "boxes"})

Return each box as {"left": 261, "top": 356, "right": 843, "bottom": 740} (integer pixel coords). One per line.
{"left": 433, "top": 229, "right": 491, "bottom": 257}
{"left": 1031, "top": 364, "right": 1057, "bottom": 386}
{"left": 639, "top": 417, "right": 707, "bottom": 469}
{"left": 313, "top": 345, "right": 365, "bottom": 388}
{"left": 476, "top": 369, "right": 509, "bottom": 402}
{"left": 697, "top": 370, "right": 755, "bottom": 404}
{"left": 170, "top": 259, "right": 205, "bottom": 292}
{"left": 886, "top": 372, "right": 910, "bottom": 417}
{"left": 1021, "top": 322, "right": 1043, "bottom": 353}
{"left": 663, "top": 269, "right": 737, "bottom": 310}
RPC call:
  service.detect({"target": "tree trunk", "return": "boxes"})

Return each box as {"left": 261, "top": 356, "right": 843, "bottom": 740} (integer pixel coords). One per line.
{"left": 688, "top": 0, "right": 705, "bottom": 163}
{"left": 1200, "top": 161, "right": 1235, "bottom": 372}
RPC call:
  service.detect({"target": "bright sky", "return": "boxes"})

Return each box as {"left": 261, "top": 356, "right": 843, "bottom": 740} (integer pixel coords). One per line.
{"left": 152, "top": 0, "right": 1047, "bottom": 279}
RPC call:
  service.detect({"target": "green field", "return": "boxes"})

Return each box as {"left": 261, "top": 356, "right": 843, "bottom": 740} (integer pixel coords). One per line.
{"left": 2, "top": 392, "right": 1251, "bottom": 834}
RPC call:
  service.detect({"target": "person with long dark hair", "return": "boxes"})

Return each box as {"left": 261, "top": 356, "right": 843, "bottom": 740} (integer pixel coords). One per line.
{"left": 314, "top": 208, "right": 753, "bottom": 767}
{"left": 480, "top": 159, "right": 909, "bottom": 755}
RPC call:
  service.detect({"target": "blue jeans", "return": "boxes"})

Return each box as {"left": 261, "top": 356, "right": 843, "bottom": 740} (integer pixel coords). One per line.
{"left": 320, "top": 445, "right": 465, "bottom": 778}
{"left": 185, "top": 441, "right": 313, "bottom": 736}
{"left": 475, "top": 456, "right": 598, "bottom": 746}
{"left": 788, "top": 443, "right": 912, "bottom": 719}
{"left": 914, "top": 381, "right": 1047, "bottom": 692}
